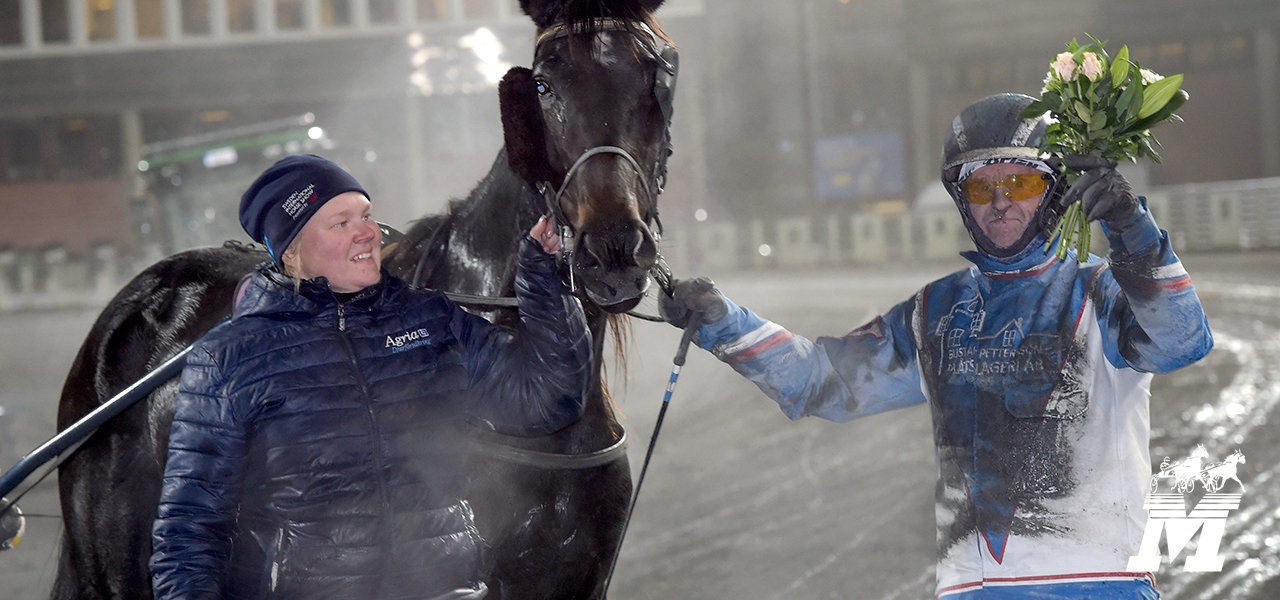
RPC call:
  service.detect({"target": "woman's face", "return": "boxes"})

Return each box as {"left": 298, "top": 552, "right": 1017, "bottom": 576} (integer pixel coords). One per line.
{"left": 283, "top": 191, "right": 382, "bottom": 293}
{"left": 964, "top": 162, "right": 1047, "bottom": 251}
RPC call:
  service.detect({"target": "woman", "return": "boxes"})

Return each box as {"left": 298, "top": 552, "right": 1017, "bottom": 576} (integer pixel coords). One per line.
{"left": 150, "top": 154, "right": 590, "bottom": 600}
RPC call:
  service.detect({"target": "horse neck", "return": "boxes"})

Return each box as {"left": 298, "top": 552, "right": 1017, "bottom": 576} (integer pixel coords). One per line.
{"left": 442, "top": 150, "right": 546, "bottom": 297}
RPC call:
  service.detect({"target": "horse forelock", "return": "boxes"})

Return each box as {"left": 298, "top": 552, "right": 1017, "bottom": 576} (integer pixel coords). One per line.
{"left": 527, "top": 0, "right": 660, "bottom": 29}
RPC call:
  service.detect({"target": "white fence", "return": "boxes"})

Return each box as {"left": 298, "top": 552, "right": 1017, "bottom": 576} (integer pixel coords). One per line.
{"left": 0, "top": 245, "right": 132, "bottom": 312}
{"left": 674, "top": 176, "right": 1280, "bottom": 273}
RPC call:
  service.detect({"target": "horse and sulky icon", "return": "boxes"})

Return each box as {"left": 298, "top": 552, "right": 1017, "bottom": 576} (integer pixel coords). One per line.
{"left": 1149, "top": 445, "right": 1246, "bottom": 494}
{"left": 1129, "top": 445, "right": 1247, "bottom": 573}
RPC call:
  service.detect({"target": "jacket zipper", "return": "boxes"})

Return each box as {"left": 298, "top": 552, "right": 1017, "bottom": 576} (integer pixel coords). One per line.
{"left": 333, "top": 301, "right": 390, "bottom": 511}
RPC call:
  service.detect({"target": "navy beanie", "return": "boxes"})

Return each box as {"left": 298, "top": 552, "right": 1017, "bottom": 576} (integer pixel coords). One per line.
{"left": 239, "top": 154, "right": 368, "bottom": 265}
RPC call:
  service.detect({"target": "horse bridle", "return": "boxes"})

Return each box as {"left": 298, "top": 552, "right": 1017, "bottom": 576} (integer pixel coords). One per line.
{"left": 531, "top": 18, "right": 679, "bottom": 292}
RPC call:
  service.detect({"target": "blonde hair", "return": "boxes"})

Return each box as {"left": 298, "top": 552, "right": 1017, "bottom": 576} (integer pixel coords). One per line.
{"left": 282, "top": 241, "right": 305, "bottom": 293}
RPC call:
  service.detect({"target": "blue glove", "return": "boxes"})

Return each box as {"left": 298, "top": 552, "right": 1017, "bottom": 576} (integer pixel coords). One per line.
{"left": 659, "top": 277, "right": 728, "bottom": 329}
{"left": 1060, "top": 154, "right": 1141, "bottom": 225}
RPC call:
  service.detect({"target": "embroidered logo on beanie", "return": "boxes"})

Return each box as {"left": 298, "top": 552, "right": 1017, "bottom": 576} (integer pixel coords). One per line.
{"left": 239, "top": 154, "right": 367, "bottom": 265}
{"left": 281, "top": 183, "right": 318, "bottom": 219}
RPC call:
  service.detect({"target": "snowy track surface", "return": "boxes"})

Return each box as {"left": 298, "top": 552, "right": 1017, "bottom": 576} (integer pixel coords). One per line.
{"left": 1, "top": 251, "right": 1276, "bottom": 599}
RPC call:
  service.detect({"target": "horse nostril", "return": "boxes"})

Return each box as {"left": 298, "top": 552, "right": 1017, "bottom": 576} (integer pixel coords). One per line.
{"left": 580, "top": 222, "right": 655, "bottom": 270}
{"left": 633, "top": 229, "right": 657, "bottom": 265}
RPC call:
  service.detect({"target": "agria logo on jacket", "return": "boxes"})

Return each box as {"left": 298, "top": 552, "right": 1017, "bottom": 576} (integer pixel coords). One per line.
{"left": 386, "top": 328, "right": 431, "bottom": 353}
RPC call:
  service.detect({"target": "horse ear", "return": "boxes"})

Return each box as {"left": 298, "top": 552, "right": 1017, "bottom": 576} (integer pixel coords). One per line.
{"left": 499, "top": 66, "right": 555, "bottom": 188}
{"left": 517, "top": 0, "right": 559, "bottom": 28}
{"left": 638, "top": 0, "right": 666, "bottom": 13}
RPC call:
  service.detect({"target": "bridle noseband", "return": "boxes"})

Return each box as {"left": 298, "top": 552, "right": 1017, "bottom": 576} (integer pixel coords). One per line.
{"left": 532, "top": 18, "right": 679, "bottom": 291}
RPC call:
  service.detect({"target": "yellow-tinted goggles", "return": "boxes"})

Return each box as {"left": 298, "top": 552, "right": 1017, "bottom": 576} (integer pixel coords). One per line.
{"left": 962, "top": 173, "right": 1048, "bottom": 205}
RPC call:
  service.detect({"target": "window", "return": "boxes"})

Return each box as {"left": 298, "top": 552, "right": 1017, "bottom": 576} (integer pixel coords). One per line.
{"left": 276, "top": 0, "right": 304, "bottom": 30}
{"left": 7, "top": 125, "right": 44, "bottom": 181}
{"left": 463, "top": 0, "right": 492, "bottom": 19}
{"left": 136, "top": 0, "right": 165, "bottom": 38}
{"left": 321, "top": 0, "right": 351, "bottom": 27}
{"left": 41, "top": 0, "right": 70, "bottom": 43}
{"left": 88, "top": 0, "right": 117, "bottom": 41}
{"left": 369, "top": 0, "right": 396, "bottom": 23}
{"left": 57, "top": 121, "right": 91, "bottom": 178}
{"left": 418, "top": 0, "right": 446, "bottom": 21}
{"left": 0, "top": 0, "right": 21, "bottom": 46}
{"left": 228, "top": 0, "right": 255, "bottom": 32}
{"left": 182, "top": 0, "right": 210, "bottom": 35}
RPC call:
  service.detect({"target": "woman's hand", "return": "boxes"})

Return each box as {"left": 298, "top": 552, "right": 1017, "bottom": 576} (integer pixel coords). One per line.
{"left": 529, "top": 215, "right": 563, "bottom": 255}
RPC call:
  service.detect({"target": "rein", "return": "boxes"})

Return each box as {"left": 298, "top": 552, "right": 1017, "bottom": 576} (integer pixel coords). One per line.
{"left": 470, "top": 430, "right": 628, "bottom": 470}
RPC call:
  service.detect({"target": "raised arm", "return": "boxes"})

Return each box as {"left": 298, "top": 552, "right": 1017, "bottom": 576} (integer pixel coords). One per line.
{"left": 1062, "top": 154, "right": 1214, "bottom": 372}
{"left": 454, "top": 223, "right": 591, "bottom": 436}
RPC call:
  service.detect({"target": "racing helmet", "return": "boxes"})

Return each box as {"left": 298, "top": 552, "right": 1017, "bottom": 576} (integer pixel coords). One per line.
{"left": 941, "top": 93, "right": 1066, "bottom": 257}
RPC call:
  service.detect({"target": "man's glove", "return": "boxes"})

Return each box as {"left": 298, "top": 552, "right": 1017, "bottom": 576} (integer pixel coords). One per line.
{"left": 1059, "top": 154, "right": 1141, "bottom": 225}
{"left": 659, "top": 277, "right": 728, "bottom": 329}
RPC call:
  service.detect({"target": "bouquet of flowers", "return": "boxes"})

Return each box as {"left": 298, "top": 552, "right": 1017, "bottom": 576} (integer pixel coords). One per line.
{"left": 1020, "top": 35, "right": 1188, "bottom": 261}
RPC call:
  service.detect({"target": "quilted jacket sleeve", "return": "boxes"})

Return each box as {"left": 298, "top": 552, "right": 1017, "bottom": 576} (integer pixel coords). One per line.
{"left": 452, "top": 235, "right": 590, "bottom": 436}
{"left": 150, "top": 344, "right": 248, "bottom": 600}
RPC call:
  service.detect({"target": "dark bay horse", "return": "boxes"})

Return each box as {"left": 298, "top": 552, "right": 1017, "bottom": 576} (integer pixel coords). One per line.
{"left": 52, "top": 1, "right": 676, "bottom": 599}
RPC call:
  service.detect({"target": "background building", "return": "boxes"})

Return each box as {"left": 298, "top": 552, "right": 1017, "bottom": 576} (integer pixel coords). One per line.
{"left": 0, "top": 0, "right": 1277, "bottom": 296}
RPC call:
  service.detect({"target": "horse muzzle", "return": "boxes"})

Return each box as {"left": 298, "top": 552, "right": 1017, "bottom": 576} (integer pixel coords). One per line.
{"left": 573, "top": 220, "right": 658, "bottom": 312}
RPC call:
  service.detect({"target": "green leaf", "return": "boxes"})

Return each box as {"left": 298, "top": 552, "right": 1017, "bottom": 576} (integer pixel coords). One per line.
{"left": 1074, "top": 100, "right": 1092, "bottom": 123}
{"left": 1111, "top": 46, "right": 1131, "bottom": 84}
{"left": 1141, "top": 137, "right": 1164, "bottom": 163}
{"left": 1137, "top": 73, "right": 1184, "bottom": 119}
{"left": 1117, "top": 80, "right": 1139, "bottom": 121}
{"left": 1126, "top": 84, "right": 1145, "bottom": 122}
{"left": 1094, "top": 77, "right": 1112, "bottom": 100}
{"left": 1089, "top": 110, "right": 1108, "bottom": 131}
{"left": 1118, "top": 88, "right": 1189, "bottom": 136}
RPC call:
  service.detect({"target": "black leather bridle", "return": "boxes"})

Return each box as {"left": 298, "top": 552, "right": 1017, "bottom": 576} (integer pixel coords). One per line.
{"left": 530, "top": 18, "right": 679, "bottom": 292}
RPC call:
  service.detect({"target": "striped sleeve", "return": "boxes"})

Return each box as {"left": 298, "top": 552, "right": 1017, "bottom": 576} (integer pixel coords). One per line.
{"left": 695, "top": 294, "right": 925, "bottom": 422}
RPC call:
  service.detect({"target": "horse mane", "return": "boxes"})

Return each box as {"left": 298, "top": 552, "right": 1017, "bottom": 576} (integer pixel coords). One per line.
{"left": 383, "top": 212, "right": 453, "bottom": 287}
{"left": 525, "top": 0, "right": 671, "bottom": 46}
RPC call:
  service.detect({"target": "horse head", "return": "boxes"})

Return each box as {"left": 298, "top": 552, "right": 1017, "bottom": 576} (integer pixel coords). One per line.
{"left": 500, "top": 0, "right": 675, "bottom": 313}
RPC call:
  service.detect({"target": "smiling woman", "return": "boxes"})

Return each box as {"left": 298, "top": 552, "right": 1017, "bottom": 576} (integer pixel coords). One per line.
{"left": 281, "top": 191, "right": 383, "bottom": 293}
{"left": 148, "top": 154, "right": 593, "bottom": 600}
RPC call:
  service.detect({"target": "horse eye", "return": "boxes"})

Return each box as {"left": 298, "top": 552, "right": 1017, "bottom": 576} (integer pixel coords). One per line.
{"left": 534, "top": 80, "right": 551, "bottom": 96}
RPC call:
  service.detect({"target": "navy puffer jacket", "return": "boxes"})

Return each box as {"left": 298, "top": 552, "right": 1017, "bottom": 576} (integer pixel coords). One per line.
{"left": 150, "top": 237, "right": 590, "bottom": 600}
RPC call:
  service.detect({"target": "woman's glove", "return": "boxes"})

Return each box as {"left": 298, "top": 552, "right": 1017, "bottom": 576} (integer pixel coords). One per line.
{"left": 1060, "top": 154, "right": 1141, "bottom": 225}
{"left": 659, "top": 277, "right": 728, "bottom": 329}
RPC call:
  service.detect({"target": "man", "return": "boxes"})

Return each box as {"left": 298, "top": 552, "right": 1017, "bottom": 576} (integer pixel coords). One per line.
{"left": 661, "top": 94, "right": 1212, "bottom": 599}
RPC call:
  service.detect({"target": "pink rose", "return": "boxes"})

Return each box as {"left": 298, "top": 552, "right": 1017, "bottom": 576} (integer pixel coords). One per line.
{"left": 1080, "top": 52, "right": 1104, "bottom": 82}
{"left": 1051, "top": 52, "right": 1078, "bottom": 81}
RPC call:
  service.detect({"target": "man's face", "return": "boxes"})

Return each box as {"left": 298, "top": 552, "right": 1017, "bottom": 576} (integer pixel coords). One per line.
{"left": 963, "top": 163, "right": 1048, "bottom": 251}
